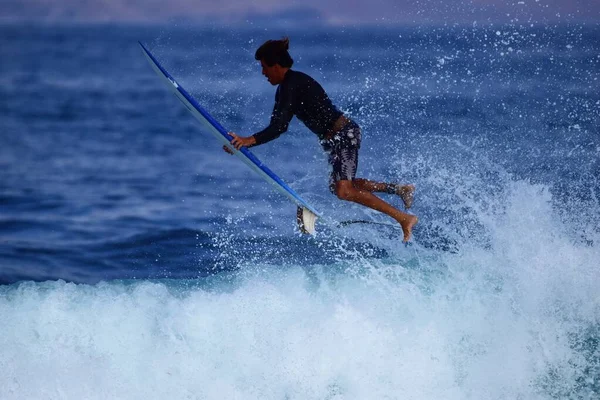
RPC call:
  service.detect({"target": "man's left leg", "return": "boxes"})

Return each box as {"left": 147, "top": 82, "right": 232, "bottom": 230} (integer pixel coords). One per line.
{"left": 335, "top": 180, "right": 418, "bottom": 242}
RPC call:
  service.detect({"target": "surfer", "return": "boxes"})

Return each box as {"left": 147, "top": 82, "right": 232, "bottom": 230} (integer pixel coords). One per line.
{"left": 225, "top": 38, "right": 418, "bottom": 241}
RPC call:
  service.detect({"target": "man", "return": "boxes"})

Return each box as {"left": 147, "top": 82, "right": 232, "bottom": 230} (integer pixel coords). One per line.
{"left": 226, "top": 37, "right": 418, "bottom": 241}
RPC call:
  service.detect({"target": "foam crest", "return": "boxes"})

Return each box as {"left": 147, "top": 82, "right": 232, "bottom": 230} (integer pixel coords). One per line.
{"left": 2, "top": 200, "right": 599, "bottom": 400}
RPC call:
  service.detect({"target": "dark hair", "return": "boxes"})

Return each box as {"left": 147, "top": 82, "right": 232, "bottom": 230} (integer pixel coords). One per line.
{"left": 255, "top": 37, "right": 294, "bottom": 68}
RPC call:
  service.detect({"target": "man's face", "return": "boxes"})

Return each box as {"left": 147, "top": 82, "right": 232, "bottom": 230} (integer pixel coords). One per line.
{"left": 260, "top": 59, "right": 280, "bottom": 85}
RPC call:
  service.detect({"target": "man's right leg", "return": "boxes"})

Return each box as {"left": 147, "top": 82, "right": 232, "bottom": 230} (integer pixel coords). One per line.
{"left": 353, "top": 178, "right": 415, "bottom": 209}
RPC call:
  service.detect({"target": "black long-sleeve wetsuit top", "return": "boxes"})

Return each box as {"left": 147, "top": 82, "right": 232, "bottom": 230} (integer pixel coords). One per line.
{"left": 252, "top": 69, "right": 343, "bottom": 145}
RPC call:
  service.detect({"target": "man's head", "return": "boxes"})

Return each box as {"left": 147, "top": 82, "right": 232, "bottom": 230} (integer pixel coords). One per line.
{"left": 255, "top": 37, "right": 293, "bottom": 85}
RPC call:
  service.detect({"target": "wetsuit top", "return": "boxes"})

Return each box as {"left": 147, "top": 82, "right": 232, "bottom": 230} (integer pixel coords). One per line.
{"left": 252, "top": 69, "right": 343, "bottom": 145}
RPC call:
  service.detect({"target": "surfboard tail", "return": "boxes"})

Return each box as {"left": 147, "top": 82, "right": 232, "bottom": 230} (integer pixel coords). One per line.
{"left": 297, "top": 207, "right": 318, "bottom": 235}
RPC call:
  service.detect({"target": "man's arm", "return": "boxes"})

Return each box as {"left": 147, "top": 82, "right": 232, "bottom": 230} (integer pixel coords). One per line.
{"left": 227, "top": 132, "right": 256, "bottom": 151}
{"left": 252, "top": 85, "right": 294, "bottom": 146}
{"left": 224, "top": 85, "right": 294, "bottom": 152}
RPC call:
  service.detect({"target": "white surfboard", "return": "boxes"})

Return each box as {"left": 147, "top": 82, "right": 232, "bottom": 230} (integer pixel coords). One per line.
{"left": 139, "top": 42, "right": 320, "bottom": 233}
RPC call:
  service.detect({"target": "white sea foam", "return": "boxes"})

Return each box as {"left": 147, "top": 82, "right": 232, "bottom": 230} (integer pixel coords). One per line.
{"left": 1, "top": 181, "right": 598, "bottom": 399}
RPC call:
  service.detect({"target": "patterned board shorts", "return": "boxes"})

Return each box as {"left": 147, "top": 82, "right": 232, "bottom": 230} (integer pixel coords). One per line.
{"left": 321, "top": 120, "right": 362, "bottom": 194}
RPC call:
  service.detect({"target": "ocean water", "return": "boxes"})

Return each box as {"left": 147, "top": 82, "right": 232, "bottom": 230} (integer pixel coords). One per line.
{"left": 1, "top": 22, "right": 599, "bottom": 399}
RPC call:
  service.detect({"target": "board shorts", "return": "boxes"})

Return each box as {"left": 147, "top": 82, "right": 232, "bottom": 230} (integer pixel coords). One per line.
{"left": 321, "top": 120, "right": 362, "bottom": 194}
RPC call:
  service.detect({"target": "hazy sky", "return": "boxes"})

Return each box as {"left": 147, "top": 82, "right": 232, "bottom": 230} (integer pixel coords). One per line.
{"left": 2, "top": 0, "right": 599, "bottom": 24}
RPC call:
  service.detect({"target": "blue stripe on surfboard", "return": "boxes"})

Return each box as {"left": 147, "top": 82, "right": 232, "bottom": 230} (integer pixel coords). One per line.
{"left": 139, "top": 42, "right": 320, "bottom": 217}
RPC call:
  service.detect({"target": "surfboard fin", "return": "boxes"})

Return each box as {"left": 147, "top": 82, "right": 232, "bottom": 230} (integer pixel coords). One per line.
{"left": 297, "top": 207, "right": 317, "bottom": 234}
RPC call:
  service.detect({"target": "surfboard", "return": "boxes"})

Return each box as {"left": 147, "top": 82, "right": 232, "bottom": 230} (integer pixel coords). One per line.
{"left": 139, "top": 42, "right": 320, "bottom": 233}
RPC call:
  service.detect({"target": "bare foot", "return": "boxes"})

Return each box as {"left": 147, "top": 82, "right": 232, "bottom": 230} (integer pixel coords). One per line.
{"left": 399, "top": 215, "right": 418, "bottom": 242}
{"left": 397, "top": 184, "right": 415, "bottom": 209}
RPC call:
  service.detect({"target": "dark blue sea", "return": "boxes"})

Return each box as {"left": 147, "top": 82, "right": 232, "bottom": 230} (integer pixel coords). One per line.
{"left": 1, "top": 22, "right": 599, "bottom": 399}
